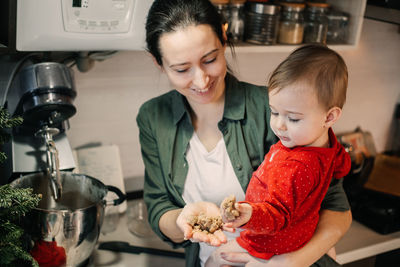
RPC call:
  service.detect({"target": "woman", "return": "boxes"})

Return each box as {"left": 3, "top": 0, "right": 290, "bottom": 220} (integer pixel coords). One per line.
{"left": 136, "top": 0, "right": 352, "bottom": 266}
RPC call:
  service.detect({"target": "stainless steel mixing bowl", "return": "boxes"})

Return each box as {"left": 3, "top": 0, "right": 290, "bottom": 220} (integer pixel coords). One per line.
{"left": 10, "top": 171, "right": 125, "bottom": 267}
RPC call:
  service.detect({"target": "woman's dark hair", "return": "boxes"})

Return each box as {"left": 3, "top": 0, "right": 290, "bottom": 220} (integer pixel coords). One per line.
{"left": 145, "top": 0, "right": 227, "bottom": 66}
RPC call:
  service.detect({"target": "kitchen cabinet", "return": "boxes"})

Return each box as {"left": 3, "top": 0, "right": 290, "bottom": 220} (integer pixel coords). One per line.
{"left": 233, "top": 0, "right": 367, "bottom": 52}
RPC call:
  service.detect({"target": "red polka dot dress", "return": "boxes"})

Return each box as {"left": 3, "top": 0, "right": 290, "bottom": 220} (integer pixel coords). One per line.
{"left": 237, "top": 128, "right": 351, "bottom": 259}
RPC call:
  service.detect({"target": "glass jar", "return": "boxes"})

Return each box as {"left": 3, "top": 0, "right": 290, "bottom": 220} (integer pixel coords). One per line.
{"left": 303, "top": 2, "right": 329, "bottom": 44}
{"left": 229, "top": 1, "right": 246, "bottom": 42}
{"left": 278, "top": 3, "right": 305, "bottom": 44}
{"left": 326, "top": 10, "right": 349, "bottom": 44}
{"left": 245, "top": 3, "right": 281, "bottom": 45}
{"left": 212, "top": 1, "right": 231, "bottom": 26}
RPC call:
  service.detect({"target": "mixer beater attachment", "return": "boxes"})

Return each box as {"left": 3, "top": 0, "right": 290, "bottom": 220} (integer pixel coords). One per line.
{"left": 35, "top": 126, "right": 62, "bottom": 200}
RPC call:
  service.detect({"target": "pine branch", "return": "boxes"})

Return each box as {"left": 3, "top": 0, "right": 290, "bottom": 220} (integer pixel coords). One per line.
{"left": 0, "top": 107, "right": 23, "bottom": 164}
{"left": 0, "top": 151, "right": 6, "bottom": 163}
{"left": 0, "top": 108, "right": 23, "bottom": 129}
{"left": 0, "top": 185, "right": 41, "bottom": 219}
{"left": 0, "top": 104, "right": 35, "bottom": 266}
{"left": 0, "top": 242, "right": 39, "bottom": 267}
{"left": 0, "top": 185, "right": 41, "bottom": 266}
{"left": 0, "top": 220, "right": 23, "bottom": 243}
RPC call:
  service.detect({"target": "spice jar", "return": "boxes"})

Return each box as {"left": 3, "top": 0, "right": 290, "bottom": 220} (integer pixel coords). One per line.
{"left": 303, "top": 2, "right": 329, "bottom": 44}
{"left": 229, "top": 0, "right": 246, "bottom": 42}
{"left": 278, "top": 3, "right": 305, "bottom": 44}
{"left": 245, "top": 3, "right": 281, "bottom": 45}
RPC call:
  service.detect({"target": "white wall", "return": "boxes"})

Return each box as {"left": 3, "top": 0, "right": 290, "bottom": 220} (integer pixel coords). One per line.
{"left": 68, "top": 19, "right": 400, "bottom": 189}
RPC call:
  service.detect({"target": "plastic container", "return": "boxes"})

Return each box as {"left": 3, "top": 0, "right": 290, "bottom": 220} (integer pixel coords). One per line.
{"left": 245, "top": 3, "right": 281, "bottom": 45}
{"left": 278, "top": 3, "right": 305, "bottom": 44}
{"left": 303, "top": 2, "right": 329, "bottom": 43}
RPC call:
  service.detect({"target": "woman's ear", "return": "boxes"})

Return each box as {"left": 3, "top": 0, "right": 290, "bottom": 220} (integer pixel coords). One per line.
{"left": 324, "top": 107, "right": 342, "bottom": 128}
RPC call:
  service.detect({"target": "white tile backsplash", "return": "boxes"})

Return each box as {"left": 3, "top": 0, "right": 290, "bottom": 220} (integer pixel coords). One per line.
{"left": 67, "top": 19, "right": 400, "bottom": 190}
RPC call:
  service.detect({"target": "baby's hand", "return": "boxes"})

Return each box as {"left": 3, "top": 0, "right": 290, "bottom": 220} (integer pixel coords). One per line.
{"left": 223, "top": 202, "right": 252, "bottom": 229}
{"left": 220, "top": 195, "right": 240, "bottom": 222}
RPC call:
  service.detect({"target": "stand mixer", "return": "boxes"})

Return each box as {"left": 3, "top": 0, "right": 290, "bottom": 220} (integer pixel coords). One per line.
{"left": 2, "top": 57, "right": 126, "bottom": 266}
{"left": 0, "top": 57, "right": 77, "bottom": 201}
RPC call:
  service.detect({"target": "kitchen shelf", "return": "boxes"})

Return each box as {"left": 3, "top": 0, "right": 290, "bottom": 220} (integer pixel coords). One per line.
{"left": 231, "top": 0, "right": 367, "bottom": 53}
{"left": 231, "top": 43, "right": 363, "bottom": 53}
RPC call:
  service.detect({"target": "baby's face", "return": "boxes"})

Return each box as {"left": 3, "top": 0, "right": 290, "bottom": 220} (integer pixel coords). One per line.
{"left": 269, "top": 83, "right": 330, "bottom": 148}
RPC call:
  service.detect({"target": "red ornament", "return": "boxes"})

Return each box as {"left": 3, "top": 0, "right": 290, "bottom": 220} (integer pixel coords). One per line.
{"left": 30, "top": 240, "right": 67, "bottom": 267}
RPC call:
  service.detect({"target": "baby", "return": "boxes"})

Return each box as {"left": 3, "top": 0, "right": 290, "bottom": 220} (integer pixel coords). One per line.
{"left": 206, "top": 44, "right": 351, "bottom": 266}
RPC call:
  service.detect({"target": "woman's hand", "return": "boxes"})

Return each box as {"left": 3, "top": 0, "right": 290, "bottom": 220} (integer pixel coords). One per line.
{"left": 176, "top": 201, "right": 228, "bottom": 247}
{"left": 223, "top": 203, "right": 252, "bottom": 228}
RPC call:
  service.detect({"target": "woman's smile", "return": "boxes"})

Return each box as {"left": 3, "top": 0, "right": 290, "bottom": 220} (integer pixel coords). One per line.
{"left": 191, "top": 80, "right": 215, "bottom": 94}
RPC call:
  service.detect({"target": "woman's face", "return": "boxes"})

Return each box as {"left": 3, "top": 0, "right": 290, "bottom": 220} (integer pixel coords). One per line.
{"left": 158, "top": 24, "right": 227, "bottom": 105}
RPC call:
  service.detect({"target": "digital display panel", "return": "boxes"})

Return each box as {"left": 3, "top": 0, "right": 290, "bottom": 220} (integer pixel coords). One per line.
{"left": 72, "top": 0, "right": 82, "bottom": 8}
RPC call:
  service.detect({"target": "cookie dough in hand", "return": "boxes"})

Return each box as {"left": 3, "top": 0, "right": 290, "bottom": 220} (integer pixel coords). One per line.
{"left": 221, "top": 195, "right": 240, "bottom": 222}
{"left": 177, "top": 202, "right": 228, "bottom": 246}
{"left": 187, "top": 212, "right": 223, "bottom": 234}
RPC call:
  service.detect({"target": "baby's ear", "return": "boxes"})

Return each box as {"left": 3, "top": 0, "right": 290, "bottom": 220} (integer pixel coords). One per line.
{"left": 324, "top": 107, "right": 342, "bottom": 128}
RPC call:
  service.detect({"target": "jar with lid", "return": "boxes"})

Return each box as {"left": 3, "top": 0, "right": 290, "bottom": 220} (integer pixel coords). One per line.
{"left": 245, "top": 3, "right": 281, "bottom": 45}
{"left": 211, "top": 0, "right": 230, "bottom": 25}
{"left": 326, "top": 10, "right": 349, "bottom": 44}
{"left": 229, "top": 0, "right": 246, "bottom": 42}
{"left": 303, "top": 2, "right": 329, "bottom": 44}
{"left": 278, "top": 3, "right": 305, "bottom": 45}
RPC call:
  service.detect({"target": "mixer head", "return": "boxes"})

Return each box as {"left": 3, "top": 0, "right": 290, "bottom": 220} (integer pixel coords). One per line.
{"left": 16, "top": 62, "right": 77, "bottom": 128}
{"left": 0, "top": 60, "right": 77, "bottom": 185}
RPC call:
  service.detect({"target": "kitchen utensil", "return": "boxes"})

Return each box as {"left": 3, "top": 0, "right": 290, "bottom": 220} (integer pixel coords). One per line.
{"left": 98, "top": 241, "right": 185, "bottom": 259}
{"left": 10, "top": 171, "right": 126, "bottom": 267}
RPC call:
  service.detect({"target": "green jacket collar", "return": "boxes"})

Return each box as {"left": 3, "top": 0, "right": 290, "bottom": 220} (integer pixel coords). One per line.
{"left": 171, "top": 73, "right": 245, "bottom": 125}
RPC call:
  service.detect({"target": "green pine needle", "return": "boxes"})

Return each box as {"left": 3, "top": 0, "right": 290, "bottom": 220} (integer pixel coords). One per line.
{"left": 0, "top": 107, "right": 23, "bottom": 164}
{"left": 0, "top": 108, "right": 37, "bottom": 266}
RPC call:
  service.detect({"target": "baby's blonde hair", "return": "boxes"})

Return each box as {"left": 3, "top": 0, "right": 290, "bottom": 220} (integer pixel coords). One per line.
{"left": 268, "top": 44, "right": 348, "bottom": 110}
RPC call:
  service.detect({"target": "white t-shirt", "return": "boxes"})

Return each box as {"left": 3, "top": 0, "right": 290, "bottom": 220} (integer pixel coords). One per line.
{"left": 182, "top": 133, "right": 245, "bottom": 267}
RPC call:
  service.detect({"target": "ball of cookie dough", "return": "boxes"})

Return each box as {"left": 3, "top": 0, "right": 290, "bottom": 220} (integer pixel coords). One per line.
{"left": 187, "top": 212, "right": 223, "bottom": 234}
{"left": 221, "top": 195, "right": 240, "bottom": 221}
